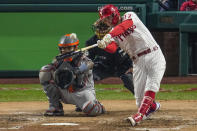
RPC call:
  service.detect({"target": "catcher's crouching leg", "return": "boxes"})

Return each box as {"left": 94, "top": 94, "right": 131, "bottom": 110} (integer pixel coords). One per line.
{"left": 39, "top": 65, "right": 64, "bottom": 116}
{"left": 82, "top": 100, "right": 105, "bottom": 116}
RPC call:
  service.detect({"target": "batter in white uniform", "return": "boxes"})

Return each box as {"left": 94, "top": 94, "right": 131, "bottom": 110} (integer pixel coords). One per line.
{"left": 97, "top": 4, "right": 166, "bottom": 126}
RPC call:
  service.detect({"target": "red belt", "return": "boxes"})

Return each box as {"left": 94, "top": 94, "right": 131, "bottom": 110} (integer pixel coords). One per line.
{"left": 132, "top": 46, "right": 158, "bottom": 60}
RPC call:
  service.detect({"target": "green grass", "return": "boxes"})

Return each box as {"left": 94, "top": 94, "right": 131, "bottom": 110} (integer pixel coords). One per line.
{"left": 0, "top": 84, "right": 197, "bottom": 102}
{"left": 95, "top": 84, "right": 134, "bottom": 100}
{"left": 158, "top": 84, "right": 197, "bottom": 100}
{"left": 0, "top": 84, "right": 46, "bottom": 102}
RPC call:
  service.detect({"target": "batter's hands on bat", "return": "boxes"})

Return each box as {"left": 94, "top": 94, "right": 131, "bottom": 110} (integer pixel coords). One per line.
{"left": 97, "top": 34, "right": 114, "bottom": 49}
{"left": 103, "top": 34, "right": 113, "bottom": 44}
{"left": 97, "top": 40, "right": 107, "bottom": 49}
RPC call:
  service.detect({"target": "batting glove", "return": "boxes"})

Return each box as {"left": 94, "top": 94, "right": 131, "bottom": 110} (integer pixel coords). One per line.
{"left": 97, "top": 40, "right": 107, "bottom": 49}
{"left": 103, "top": 34, "right": 113, "bottom": 45}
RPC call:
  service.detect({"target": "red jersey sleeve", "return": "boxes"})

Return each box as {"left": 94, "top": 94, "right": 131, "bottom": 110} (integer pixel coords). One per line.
{"left": 104, "top": 41, "right": 118, "bottom": 53}
{"left": 109, "top": 19, "right": 133, "bottom": 37}
{"left": 103, "top": 19, "right": 133, "bottom": 53}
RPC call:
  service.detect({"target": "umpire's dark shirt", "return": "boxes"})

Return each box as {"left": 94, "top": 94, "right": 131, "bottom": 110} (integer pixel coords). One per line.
{"left": 86, "top": 35, "right": 133, "bottom": 75}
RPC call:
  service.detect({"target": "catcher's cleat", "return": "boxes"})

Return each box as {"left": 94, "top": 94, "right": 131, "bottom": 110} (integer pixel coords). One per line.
{"left": 101, "top": 104, "right": 106, "bottom": 114}
{"left": 143, "top": 102, "right": 161, "bottom": 120}
{"left": 127, "top": 113, "right": 143, "bottom": 126}
{"left": 44, "top": 107, "right": 64, "bottom": 116}
{"left": 75, "top": 107, "right": 82, "bottom": 112}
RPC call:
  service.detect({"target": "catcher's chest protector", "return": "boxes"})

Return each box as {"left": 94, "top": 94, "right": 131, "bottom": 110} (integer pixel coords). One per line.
{"left": 54, "top": 56, "right": 86, "bottom": 91}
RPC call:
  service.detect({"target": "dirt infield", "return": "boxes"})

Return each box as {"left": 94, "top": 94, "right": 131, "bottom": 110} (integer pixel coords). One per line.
{"left": 0, "top": 76, "right": 197, "bottom": 84}
{"left": 0, "top": 100, "right": 197, "bottom": 131}
{"left": 0, "top": 77, "right": 197, "bottom": 130}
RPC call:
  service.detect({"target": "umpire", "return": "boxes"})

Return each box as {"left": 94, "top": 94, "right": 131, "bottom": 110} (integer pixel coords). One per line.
{"left": 86, "top": 19, "right": 134, "bottom": 95}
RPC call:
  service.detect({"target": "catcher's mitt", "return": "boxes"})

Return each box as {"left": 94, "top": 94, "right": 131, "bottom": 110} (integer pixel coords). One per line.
{"left": 54, "top": 62, "right": 75, "bottom": 89}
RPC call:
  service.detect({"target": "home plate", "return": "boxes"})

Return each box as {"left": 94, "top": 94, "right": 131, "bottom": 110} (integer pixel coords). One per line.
{"left": 41, "top": 123, "right": 79, "bottom": 126}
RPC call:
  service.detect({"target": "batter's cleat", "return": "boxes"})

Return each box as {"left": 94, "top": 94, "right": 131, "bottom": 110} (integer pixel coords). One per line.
{"left": 75, "top": 107, "right": 82, "bottom": 112}
{"left": 44, "top": 107, "right": 64, "bottom": 116}
{"left": 127, "top": 113, "right": 143, "bottom": 126}
{"left": 143, "top": 102, "right": 161, "bottom": 120}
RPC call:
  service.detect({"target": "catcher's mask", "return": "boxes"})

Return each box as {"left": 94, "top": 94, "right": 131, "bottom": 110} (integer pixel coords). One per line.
{"left": 58, "top": 33, "right": 79, "bottom": 55}
{"left": 54, "top": 68, "right": 75, "bottom": 89}
{"left": 92, "top": 19, "right": 112, "bottom": 39}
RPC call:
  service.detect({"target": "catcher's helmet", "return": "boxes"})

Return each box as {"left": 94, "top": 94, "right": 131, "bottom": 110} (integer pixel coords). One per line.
{"left": 99, "top": 4, "right": 120, "bottom": 26}
{"left": 58, "top": 33, "right": 79, "bottom": 54}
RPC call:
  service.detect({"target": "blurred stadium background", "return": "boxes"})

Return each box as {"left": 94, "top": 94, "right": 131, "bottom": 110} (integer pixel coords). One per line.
{"left": 0, "top": 0, "right": 197, "bottom": 78}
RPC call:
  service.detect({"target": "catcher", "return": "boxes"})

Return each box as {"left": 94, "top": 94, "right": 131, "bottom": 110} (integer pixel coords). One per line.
{"left": 39, "top": 33, "right": 105, "bottom": 116}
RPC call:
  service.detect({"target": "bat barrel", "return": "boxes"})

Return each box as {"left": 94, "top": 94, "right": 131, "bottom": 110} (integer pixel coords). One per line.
{"left": 80, "top": 44, "right": 98, "bottom": 51}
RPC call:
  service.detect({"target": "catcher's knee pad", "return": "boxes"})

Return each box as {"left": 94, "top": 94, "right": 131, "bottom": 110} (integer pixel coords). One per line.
{"left": 43, "top": 84, "right": 61, "bottom": 107}
{"left": 82, "top": 100, "right": 105, "bottom": 116}
{"left": 39, "top": 65, "right": 55, "bottom": 85}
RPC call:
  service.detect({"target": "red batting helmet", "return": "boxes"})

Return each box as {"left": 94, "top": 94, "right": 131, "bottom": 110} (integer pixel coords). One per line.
{"left": 99, "top": 4, "right": 120, "bottom": 26}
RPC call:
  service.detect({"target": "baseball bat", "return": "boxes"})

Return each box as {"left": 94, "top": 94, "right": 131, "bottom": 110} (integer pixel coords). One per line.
{"left": 56, "top": 44, "right": 98, "bottom": 61}
{"left": 77, "top": 43, "right": 98, "bottom": 52}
